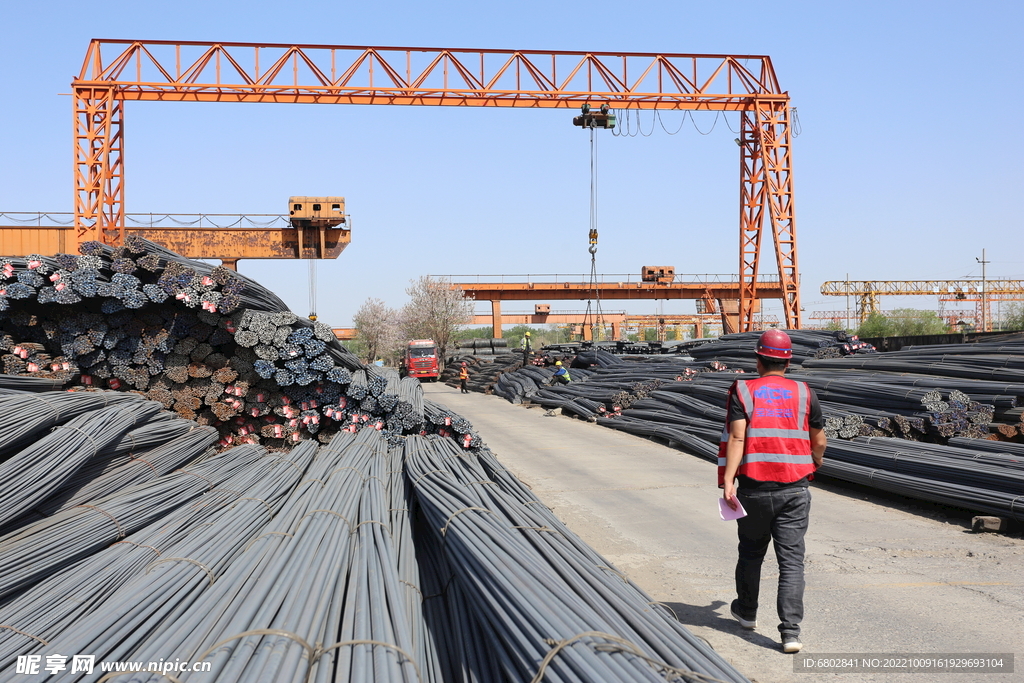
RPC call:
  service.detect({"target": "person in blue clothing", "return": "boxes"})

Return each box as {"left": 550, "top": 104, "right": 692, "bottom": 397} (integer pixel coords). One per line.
{"left": 549, "top": 360, "right": 571, "bottom": 385}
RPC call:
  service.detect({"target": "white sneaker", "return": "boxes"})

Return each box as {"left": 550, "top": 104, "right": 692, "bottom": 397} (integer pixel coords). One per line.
{"left": 730, "top": 607, "right": 757, "bottom": 630}
{"left": 782, "top": 635, "right": 802, "bottom": 653}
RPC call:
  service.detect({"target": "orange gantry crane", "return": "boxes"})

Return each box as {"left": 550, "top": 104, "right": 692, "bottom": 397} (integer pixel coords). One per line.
{"left": 449, "top": 273, "right": 775, "bottom": 336}
{"left": 71, "top": 40, "right": 801, "bottom": 331}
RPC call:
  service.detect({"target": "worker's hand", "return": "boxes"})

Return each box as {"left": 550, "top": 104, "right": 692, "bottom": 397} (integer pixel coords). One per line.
{"left": 722, "top": 479, "right": 738, "bottom": 510}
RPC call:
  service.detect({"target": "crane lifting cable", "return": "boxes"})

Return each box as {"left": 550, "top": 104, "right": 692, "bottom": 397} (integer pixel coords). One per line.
{"left": 582, "top": 128, "right": 605, "bottom": 341}
{"left": 574, "top": 105, "right": 614, "bottom": 342}
{"left": 307, "top": 260, "right": 317, "bottom": 321}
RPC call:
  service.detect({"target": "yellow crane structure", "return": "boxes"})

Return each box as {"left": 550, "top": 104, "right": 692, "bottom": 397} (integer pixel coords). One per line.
{"left": 820, "top": 280, "right": 1024, "bottom": 331}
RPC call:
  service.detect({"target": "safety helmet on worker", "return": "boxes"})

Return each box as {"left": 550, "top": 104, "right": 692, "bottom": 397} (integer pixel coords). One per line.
{"left": 525, "top": 331, "right": 531, "bottom": 337}
{"left": 755, "top": 329, "right": 792, "bottom": 360}
{"left": 555, "top": 360, "right": 562, "bottom": 366}
{"left": 461, "top": 362, "right": 467, "bottom": 367}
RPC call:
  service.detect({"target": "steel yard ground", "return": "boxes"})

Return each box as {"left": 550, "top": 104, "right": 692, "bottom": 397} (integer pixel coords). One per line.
{"left": 423, "top": 382, "right": 1024, "bottom": 683}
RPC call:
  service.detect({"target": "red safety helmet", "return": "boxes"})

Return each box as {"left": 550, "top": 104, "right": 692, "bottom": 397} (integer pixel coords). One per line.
{"left": 461, "top": 362, "right": 467, "bottom": 367}
{"left": 756, "top": 329, "right": 793, "bottom": 359}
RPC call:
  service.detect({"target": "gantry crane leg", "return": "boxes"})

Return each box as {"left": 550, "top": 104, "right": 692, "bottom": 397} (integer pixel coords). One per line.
{"left": 739, "top": 102, "right": 801, "bottom": 331}
{"left": 73, "top": 86, "right": 125, "bottom": 246}
{"left": 738, "top": 110, "right": 767, "bottom": 331}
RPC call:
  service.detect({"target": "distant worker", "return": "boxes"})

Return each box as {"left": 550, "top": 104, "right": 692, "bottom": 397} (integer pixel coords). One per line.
{"left": 719, "top": 329, "right": 826, "bottom": 655}
{"left": 549, "top": 360, "right": 571, "bottom": 386}
{"left": 520, "top": 331, "right": 532, "bottom": 365}
{"left": 458, "top": 362, "right": 470, "bottom": 394}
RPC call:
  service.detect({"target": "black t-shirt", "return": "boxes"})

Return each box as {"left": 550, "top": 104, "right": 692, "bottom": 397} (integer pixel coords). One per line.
{"left": 727, "top": 378, "right": 822, "bottom": 490}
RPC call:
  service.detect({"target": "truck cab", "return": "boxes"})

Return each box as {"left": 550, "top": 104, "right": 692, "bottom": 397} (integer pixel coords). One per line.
{"left": 403, "top": 339, "right": 439, "bottom": 380}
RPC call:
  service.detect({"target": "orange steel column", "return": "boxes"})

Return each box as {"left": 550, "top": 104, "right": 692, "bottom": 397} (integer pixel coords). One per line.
{"left": 738, "top": 110, "right": 767, "bottom": 332}
{"left": 739, "top": 102, "right": 801, "bottom": 330}
{"left": 491, "top": 300, "right": 502, "bottom": 338}
{"left": 758, "top": 102, "right": 800, "bottom": 328}
{"left": 73, "top": 86, "right": 124, "bottom": 246}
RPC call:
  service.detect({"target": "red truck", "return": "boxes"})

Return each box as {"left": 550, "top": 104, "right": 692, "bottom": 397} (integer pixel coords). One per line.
{"left": 402, "top": 339, "right": 439, "bottom": 380}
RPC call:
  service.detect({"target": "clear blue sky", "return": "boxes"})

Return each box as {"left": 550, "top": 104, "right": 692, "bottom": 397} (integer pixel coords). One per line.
{"left": 1, "top": 1, "right": 1021, "bottom": 327}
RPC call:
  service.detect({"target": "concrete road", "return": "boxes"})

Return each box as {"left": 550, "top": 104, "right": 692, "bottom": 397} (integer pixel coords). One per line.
{"left": 425, "top": 382, "right": 1024, "bottom": 683}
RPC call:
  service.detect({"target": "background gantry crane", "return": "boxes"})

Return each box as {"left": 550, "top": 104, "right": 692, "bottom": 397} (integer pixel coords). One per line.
{"left": 821, "top": 279, "right": 1024, "bottom": 331}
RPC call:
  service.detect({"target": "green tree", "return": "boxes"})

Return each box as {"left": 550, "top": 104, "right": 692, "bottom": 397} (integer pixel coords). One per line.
{"left": 454, "top": 327, "right": 493, "bottom": 341}
{"left": 1003, "top": 303, "right": 1024, "bottom": 331}
{"left": 857, "top": 309, "right": 949, "bottom": 338}
{"left": 857, "top": 312, "right": 895, "bottom": 338}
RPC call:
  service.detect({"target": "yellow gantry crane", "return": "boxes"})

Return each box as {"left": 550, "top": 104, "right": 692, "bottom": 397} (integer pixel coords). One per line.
{"left": 821, "top": 280, "right": 1024, "bottom": 331}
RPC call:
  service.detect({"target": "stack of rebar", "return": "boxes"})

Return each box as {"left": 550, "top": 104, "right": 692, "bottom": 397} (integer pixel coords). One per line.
{"left": 486, "top": 333, "right": 1024, "bottom": 519}
{"left": 0, "top": 388, "right": 751, "bottom": 683}
{"left": 0, "top": 239, "right": 452, "bottom": 448}
{"left": 441, "top": 353, "right": 523, "bottom": 393}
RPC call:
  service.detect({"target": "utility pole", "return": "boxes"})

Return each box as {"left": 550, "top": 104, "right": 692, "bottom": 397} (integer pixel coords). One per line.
{"left": 976, "top": 249, "right": 989, "bottom": 332}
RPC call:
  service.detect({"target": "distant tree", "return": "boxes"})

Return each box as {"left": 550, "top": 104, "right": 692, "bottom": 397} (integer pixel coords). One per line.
{"left": 822, "top": 319, "right": 848, "bottom": 332}
{"left": 857, "top": 309, "right": 948, "bottom": 338}
{"left": 400, "top": 276, "right": 474, "bottom": 361}
{"left": 1004, "top": 303, "right": 1024, "bottom": 331}
{"left": 454, "top": 327, "right": 494, "bottom": 341}
{"left": 856, "top": 312, "right": 893, "bottom": 338}
{"left": 353, "top": 297, "right": 400, "bottom": 363}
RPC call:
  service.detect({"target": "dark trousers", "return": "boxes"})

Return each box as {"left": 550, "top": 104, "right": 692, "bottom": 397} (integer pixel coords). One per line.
{"left": 733, "top": 486, "right": 810, "bottom": 638}
{"left": 460, "top": 379, "right": 468, "bottom": 393}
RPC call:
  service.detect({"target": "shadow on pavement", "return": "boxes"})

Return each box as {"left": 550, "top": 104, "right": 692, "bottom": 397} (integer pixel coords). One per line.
{"left": 664, "top": 600, "right": 782, "bottom": 652}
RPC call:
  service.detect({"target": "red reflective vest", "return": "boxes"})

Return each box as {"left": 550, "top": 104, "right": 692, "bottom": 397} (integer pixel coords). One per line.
{"left": 717, "top": 376, "right": 815, "bottom": 486}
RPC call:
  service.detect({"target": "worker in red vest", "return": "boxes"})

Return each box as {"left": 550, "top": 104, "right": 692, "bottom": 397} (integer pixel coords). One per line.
{"left": 718, "top": 329, "right": 826, "bottom": 655}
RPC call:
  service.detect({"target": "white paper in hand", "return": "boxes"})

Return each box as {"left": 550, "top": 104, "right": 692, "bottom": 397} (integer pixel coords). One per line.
{"left": 719, "top": 497, "right": 748, "bottom": 521}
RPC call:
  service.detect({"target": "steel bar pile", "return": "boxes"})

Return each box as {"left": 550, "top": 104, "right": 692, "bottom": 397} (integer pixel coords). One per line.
{"left": 0, "top": 244, "right": 759, "bottom": 680}
{"left": 0, "top": 397, "right": 163, "bottom": 530}
{"left": 0, "top": 239, "right": 459, "bottom": 449}
{"left": 442, "top": 352, "right": 523, "bottom": 394}
{"left": 688, "top": 330, "right": 876, "bottom": 370}
{"left": 0, "top": 441, "right": 309, "bottom": 671}
{"left": 0, "top": 404, "right": 752, "bottom": 682}
{"left": 0, "top": 444, "right": 264, "bottom": 603}
{"left": 451, "top": 336, "right": 509, "bottom": 357}
{"left": 484, "top": 331, "right": 1024, "bottom": 520}
{"left": 404, "top": 435, "right": 750, "bottom": 683}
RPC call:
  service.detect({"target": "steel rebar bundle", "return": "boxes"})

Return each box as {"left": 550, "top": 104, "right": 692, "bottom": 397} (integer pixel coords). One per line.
{"left": 0, "top": 446, "right": 264, "bottom": 602}
{"left": 0, "top": 240, "right": 458, "bottom": 449}
{"left": 0, "top": 442, "right": 311, "bottom": 673}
